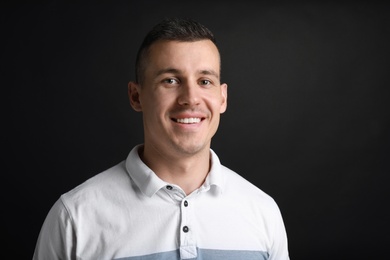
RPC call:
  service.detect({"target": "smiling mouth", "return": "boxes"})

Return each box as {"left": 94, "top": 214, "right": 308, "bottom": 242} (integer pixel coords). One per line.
{"left": 173, "top": 117, "right": 202, "bottom": 124}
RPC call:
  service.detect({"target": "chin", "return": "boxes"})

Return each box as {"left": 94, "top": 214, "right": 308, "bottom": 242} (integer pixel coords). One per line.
{"left": 173, "top": 142, "right": 207, "bottom": 155}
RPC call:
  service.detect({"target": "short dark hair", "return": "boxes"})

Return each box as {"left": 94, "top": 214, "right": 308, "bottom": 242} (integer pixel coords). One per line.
{"left": 135, "top": 17, "right": 218, "bottom": 84}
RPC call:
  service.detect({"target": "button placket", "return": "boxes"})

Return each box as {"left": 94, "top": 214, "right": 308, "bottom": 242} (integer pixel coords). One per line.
{"left": 164, "top": 185, "right": 187, "bottom": 202}
{"left": 179, "top": 198, "right": 197, "bottom": 259}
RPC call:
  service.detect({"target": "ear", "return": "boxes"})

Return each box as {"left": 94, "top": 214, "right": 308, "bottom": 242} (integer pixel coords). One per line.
{"left": 219, "top": 83, "right": 228, "bottom": 113}
{"left": 128, "top": 81, "right": 142, "bottom": 112}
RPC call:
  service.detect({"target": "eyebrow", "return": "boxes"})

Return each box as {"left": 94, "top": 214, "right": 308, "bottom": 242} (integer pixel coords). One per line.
{"left": 156, "top": 68, "right": 180, "bottom": 77}
{"left": 155, "top": 68, "right": 220, "bottom": 79}
{"left": 199, "top": 69, "right": 220, "bottom": 79}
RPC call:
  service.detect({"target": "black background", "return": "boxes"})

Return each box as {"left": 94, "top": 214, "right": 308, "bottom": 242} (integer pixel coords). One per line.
{"left": 2, "top": 1, "right": 389, "bottom": 259}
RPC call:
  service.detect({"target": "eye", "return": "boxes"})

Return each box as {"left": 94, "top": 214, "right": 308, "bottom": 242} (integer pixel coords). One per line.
{"left": 163, "top": 78, "right": 179, "bottom": 84}
{"left": 199, "top": 79, "right": 212, "bottom": 86}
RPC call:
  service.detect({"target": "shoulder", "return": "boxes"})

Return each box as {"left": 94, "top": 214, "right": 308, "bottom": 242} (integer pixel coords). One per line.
{"left": 60, "top": 161, "right": 132, "bottom": 210}
{"left": 220, "top": 165, "right": 280, "bottom": 212}
{"left": 210, "top": 150, "right": 279, "bottom": 211}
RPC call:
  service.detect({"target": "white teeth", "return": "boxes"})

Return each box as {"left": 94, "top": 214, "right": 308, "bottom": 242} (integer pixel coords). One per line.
{"left": 176, "top": 118, "right": 201, "bottom": 124}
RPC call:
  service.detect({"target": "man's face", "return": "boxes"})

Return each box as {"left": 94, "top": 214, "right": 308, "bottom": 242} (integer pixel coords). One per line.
{"left": 129, "top": 40, "right": 227, "bottom": 157}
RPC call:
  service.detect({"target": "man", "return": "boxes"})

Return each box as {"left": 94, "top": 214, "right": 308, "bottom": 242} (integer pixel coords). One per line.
{"left": 33, "top": 17, "right": 289, "bottom": 259}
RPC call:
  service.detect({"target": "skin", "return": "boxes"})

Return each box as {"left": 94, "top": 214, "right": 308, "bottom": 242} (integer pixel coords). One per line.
{"left": 128, "top": 40, "right": 227, "bottom": 195}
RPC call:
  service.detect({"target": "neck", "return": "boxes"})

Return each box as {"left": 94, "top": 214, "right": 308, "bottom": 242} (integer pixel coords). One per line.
{"left": 140, "top": 145, "right": 211, "bottom": 195}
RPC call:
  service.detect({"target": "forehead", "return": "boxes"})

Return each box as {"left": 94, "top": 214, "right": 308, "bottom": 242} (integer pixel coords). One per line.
{"left": 146, "top": 40, "right": 221, "bottom": 73}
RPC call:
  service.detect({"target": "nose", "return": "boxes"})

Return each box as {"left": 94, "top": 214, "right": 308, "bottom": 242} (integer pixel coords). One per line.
{"left": 177, "top": 81, "right": 200, "bottom": 106}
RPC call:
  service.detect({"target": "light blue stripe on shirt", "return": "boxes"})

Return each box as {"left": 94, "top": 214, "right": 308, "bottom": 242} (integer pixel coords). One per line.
{"left": 115, "top": 248, "right": 269, "bottom": 260}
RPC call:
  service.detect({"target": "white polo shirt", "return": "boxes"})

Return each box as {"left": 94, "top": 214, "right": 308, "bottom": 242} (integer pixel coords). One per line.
{"left": 33, "top": 145, "right": 289, "bottom": 260}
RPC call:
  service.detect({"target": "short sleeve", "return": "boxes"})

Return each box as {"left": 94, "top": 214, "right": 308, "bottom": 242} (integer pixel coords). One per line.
{"left": 268, "top": 202, "right": 290, "bottom": 260}
{"left": 33, "top": 197, "right": 76, "bottom": 260}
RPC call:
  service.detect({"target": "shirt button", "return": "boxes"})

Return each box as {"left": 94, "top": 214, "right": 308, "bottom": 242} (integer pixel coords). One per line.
{"left": 166, "top": 185, "right": 173, "bottom": 190}
{"left": 183, "top": 226, "right": 189, "bottom": 233}
{"left": 184, "top": 200, "right": 188, "bottom": 207}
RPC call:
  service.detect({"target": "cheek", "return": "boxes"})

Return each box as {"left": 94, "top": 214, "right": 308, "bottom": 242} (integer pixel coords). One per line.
{"left": 143, "top": 94, "right": 172, "bottom": 117}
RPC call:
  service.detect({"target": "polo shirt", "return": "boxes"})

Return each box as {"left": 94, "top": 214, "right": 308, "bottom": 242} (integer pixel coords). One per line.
{"left": 33, "top": 145, "right": 289, "bottom": 260}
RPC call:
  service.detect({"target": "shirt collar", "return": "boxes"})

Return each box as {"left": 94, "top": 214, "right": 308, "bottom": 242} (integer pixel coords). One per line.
{"left": 125, "top": 144, "right": 225, "bottom": 197}
{"left": 202, "top": 148, "right": 225, "bottom": 195}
